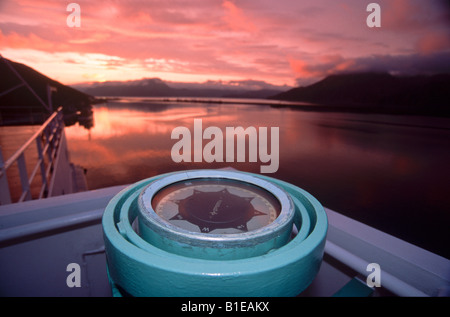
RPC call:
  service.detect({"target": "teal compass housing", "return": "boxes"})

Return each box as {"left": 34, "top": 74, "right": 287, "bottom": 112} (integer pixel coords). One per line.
{"left": 102, "top": 170, "right": 328, "bottom": 297}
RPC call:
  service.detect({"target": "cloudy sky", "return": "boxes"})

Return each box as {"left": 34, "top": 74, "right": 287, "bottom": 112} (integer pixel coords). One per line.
{"left": 1, "top": 0, "right": 449, "bottom": 87}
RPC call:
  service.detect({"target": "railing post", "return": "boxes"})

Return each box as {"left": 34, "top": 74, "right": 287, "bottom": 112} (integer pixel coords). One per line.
{"left": 44, "top": 124, "right": 50, "bottom": 161}
{"left": 36, "top": 136, "right": 48, "bottom": 199}
{"left": 0, "top": 147, "right": 12, "bottom": 205}
{"left": 17, "top": 152, "right": 32, "bottom": 202}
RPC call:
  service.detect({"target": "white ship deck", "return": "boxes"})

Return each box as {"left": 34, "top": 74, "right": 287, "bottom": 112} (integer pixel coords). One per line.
{"left": 0, "top": 185, "right": 448, "bottom": 297}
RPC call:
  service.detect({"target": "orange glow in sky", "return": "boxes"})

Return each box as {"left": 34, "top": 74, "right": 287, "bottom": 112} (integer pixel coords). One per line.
{"left": 1, "top": 0, "right": 449, "bottom": 87}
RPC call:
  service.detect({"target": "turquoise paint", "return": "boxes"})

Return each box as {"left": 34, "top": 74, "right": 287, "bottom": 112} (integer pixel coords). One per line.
{"left": 333, "top": 278, "right": 374, "bottom": 297}
{"left": 137, "top": 220, "right": 293, "bottom": 260}
{"left": 102, "top": 170, "right": 328, "bottom": 297}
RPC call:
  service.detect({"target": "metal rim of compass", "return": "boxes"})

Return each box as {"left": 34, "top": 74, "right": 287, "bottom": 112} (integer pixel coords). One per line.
{"left": 137, "top": 170, "right": 295, "bottom": 251}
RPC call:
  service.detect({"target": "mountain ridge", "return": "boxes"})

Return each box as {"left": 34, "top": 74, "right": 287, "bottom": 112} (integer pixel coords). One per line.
{"left": 72, "top": 78, "right": 288, "bottom": 99}
{"left": 271, "top": 72, "right": 450, "bottom": 116}
{"left": 0, "top": 57, "right": 97, "bottom": 126}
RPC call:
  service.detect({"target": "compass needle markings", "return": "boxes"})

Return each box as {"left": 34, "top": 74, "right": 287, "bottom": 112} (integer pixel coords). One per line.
{"left": 152, "top": 179, "right": 280, "bottom": 234}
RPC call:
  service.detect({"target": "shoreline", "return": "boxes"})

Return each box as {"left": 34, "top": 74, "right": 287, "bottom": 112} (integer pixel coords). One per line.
{"left": 101, "top": 95, "right": 450, "bottom": 119}
{"left": 2, "top": 96, "right": 449, "bottom": 127}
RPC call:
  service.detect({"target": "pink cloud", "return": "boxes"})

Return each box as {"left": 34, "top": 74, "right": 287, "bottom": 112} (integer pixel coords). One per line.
{"left": 1, "top": 0, "right": 449, "bottom": 87}
{"left": 417, "top": 32, "right": 450, "bottom": 55}
{"left": 289, "top": 54, "right": 359, "bottom": 80}
{"left": 222, "top": 0, "right": 256, "bottom": 32}
{"left": 288, "top": 58, "right": 317, "bottom": 78}
{"left": 0, "top": 29, "right": 70, "bottom": 51}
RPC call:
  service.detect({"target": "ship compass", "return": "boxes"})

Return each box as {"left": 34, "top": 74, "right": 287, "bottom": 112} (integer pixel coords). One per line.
{"left": 103, "top": 169, "right": 328, "bottom": 296}
{"left": 137, "top": 170, "right": 295, "bottom": 259}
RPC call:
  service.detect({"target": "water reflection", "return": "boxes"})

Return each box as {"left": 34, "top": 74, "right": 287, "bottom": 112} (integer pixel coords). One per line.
{"left": 65, "top": 99, "right": 450, "bottom": 258}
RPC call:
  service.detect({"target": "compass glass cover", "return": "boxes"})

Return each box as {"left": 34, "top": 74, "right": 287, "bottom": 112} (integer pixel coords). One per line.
{"left": 151, "top": 178, "right": 282, "bottom": 234}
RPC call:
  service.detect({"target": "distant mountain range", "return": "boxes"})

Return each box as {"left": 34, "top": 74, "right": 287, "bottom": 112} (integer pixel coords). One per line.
{"left": 74, "top": 72, "right": 450, "bottom": 116}
{"left": 0, "top": 57, "right": 96, "bottom": 125}
{"left": 271, "top": 72, "right": 450, "bottom": 116}
{"left": 1, "top": 56, "right": 449, "bottom": 123}
{"left": 72, "top": 78, "right": 288, "bottom": 99}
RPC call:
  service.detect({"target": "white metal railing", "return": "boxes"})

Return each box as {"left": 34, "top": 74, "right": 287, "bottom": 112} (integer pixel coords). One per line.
{"left": 0, "top": 107, "right": 65, "bottom": 205}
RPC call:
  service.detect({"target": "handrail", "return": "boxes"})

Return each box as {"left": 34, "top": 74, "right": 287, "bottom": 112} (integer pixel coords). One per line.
{"left": 3, "top": 109, "right": 62, "bottom": 170}
{"left": 0, "top": 107, "right": 65, "bottom": 205}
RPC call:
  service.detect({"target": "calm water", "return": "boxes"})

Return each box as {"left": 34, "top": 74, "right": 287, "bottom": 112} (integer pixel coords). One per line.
{"left": 61, "top": 98, "right": 449, "bottom": 258}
